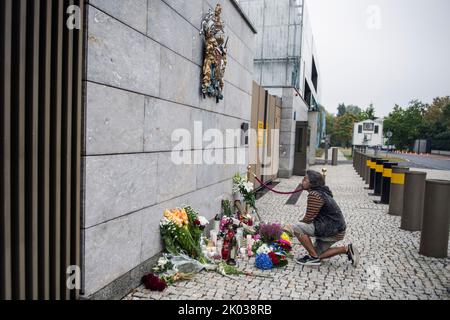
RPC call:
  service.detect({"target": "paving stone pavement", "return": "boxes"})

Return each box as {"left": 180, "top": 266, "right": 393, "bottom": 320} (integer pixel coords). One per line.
{"left": 125, "top": 164, "right": 450, "bottom": 300}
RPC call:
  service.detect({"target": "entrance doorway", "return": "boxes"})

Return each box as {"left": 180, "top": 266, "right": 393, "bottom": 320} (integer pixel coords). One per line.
{"left": 293, "top": 121, "right": 308, "bottom": 176}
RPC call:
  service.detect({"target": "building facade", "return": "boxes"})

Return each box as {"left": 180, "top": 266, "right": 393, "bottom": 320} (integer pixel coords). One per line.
{"left": 238, "top": 0, "right": 323, "bottom": 174}
{"left": 83, "top": 0, "right": 257, "bottom": 299}
{"left": 352, "top": 119, "right": 384, "bottom": 148}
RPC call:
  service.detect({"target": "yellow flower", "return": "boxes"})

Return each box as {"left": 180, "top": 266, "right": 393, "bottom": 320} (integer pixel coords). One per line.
{"left": 281, "top": 232, "right": 291, "bottom": 243}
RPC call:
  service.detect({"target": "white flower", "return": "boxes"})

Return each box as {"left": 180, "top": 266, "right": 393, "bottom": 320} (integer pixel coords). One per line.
{"left": 243, "top": 182, "right": 254, "bottom": 193}
{"left": 257, "top": 244, "right": 272, "bottom": 254}
{"left": 160, "top": 217, "right": 171, "bottom": 227}
{"left": 157, "top": 257, "right": 169, "bottom": 268}
{"left": 198, "top": 216, "right": 209, "bottom": 226}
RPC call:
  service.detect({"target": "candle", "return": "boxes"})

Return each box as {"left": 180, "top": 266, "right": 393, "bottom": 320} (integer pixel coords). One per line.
{"left": 217, "top": 239, "right": 223, "bottom": 256}
{"left": 210, "top": 230, "right": 218, "bottom": 246}
{"left": 213, "top": 220, "right": 220, "bottom": 233}
{"left": 246, "top": 235, "right": 254, "bottom": 257}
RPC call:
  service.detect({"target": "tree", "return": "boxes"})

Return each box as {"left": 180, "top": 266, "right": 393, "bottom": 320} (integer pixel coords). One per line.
{"left": 345, "top": 105, "right": 362, "bottom": 117}
{"left": 325, "top": 111, "right": 339, "bottom": 146}
{"left": 383, "top": 105, "right": 407, "bottom": 149}
{"left": 334, "top": 113, "right": 358, "bottom": 147}
{"left": 424, "top": 96, "right": 450, "bottom": 131}
{"left": 361, "top": 104, "right": 376, "bottom": 120}
{"left": 383, "top": 100, "right": 427, "bottom": 150}
{"left": 337, "top": 103, "right": 346, "bottom": 117}
{"left": 424, "top": 96, "right": 450, "bottom": 151}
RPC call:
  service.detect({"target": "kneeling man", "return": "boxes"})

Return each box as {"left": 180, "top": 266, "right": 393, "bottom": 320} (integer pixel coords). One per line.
{"left": 284, "top": 170, "right": 359, "bottom": 266}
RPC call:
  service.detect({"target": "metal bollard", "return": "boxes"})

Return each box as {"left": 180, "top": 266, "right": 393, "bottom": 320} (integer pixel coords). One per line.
{"left": 379, "top": 162, "right": 398, "bottom": 204}
{"left": 358, "top": 152, "right": 363, "bottom": 177}
{"left": 401, "top": 171, "right": 426, "bottom": 231}
{"left": 368, "top": 157, "right": 381, "bottom": 191}
{"left": 365, "top": 155, "right": 372, "bottom": 185}
{"left": 332, "top": 148, "right": 338, "bottom": 166}
{"left": 364, "top": 156, "right": 371, "bottom": 186}
{"left": 363, "top": 154, "right": 369, "bottom": 183}
{"left": 355, "top": 151, "right": 359, "bottom": 174}
{"left": 419, "top": 179, "right": 450, "bottom": 258}
{"left": 388, "top": 166, "right": 410, "bottom": 216}
{"left": 352, "top": 149, "right": 355, "bottom": 169}
{"left": 372, "top": 159, "right": 387, "bottom": 196}
{"left": 359, "top": 153, "right": 365, "bottom": 178}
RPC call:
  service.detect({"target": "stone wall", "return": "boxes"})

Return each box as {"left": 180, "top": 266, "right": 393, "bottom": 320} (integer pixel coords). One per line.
{"left": 82, "top": 0, "right": 256, "bottom": 298}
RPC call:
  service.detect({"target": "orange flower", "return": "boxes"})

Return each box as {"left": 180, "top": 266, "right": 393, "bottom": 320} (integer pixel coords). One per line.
{"left": 164, "top": 208, "right": 189, "bottom": 227}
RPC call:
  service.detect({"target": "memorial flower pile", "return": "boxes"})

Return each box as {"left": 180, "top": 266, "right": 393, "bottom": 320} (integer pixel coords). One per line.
{"left": 253, "top": 224, "right": 293, "bottom": 270}
{"left": 159, "top": 206, "right": 208, "bottom": 263}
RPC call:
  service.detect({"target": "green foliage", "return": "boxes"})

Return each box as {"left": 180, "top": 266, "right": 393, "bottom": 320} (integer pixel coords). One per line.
{"left": 326, "top": 103, "right": 377, "bottom": 147}
{"left": 384, "top": 97, "right": 450, "bottom": 150}
{"left": 345, "top": 105, "right": 362, "bottom": 117}
{"left": 334, "top": 113, "right": 358, "bottom": 147}
{"left": 360, "top": 104, "right": 376, "bottom": 121}
{"left": 337, "top": 103, "right": 346, "bottom": 117}
{"left": 185, "top": 206, "right": 203, "bottom": 248}
{"left": 328, "top": 97, "right": 449, "bottom": 151}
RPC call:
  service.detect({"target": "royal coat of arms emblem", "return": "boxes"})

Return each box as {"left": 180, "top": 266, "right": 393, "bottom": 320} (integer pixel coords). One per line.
{"left": 200, "top": 4, "right": 228, "bottom": 103}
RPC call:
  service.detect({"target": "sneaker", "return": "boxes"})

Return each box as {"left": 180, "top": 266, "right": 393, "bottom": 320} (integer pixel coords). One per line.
{"left": 295, "top": 255, "right": 321, "bottom": 266}
{"left": 347, "top": 244, "right": 359, "bottom": 267}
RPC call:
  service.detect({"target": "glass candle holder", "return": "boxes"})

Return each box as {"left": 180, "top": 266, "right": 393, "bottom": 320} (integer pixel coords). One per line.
{"left": 210, "top": 230, "right": 218, "bottom": 246}
{"left": 217, "top": 239, "right": 223, "bottom": 256}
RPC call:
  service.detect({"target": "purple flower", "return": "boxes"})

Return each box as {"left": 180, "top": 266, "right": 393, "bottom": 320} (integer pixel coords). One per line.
{"left": 258, "top": 223, "right": 283, "bottom": 243}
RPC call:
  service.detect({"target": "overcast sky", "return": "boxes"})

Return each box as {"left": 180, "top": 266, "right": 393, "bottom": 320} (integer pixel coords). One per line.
{"left": 306, "top": 0, "right": 450, "bottom": 117}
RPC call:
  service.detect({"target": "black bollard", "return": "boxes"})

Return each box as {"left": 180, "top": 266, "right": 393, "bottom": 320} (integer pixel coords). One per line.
{"left": 368, "top": 157, "right": 381, "bottom": 191}
{"left": 372, "top": 159, "right": 387, "bottom": 196}
{"left": 364, "top": 156, "right": 371, "bottom": 187}
{"left": 379, "top": 162, "right": 398, "bottom": 204}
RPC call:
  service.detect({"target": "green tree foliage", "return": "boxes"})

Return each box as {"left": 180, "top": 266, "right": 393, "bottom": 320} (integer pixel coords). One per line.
{"left": 360, "top": 104, "right": 376, "bottom": 121}
{"left": 327, "top": 103, "right": 376, "bottom": 147}
{"left": 325, "top": 111, "right": 339, "bottom": 146}
{"left": 334, "top": 113, "right": 359, "bottom": 147}
{"left": 345, "top": 105, "right": 362, "bottom": 117}
{"left": 383, "top": 97, "right": 450, "bottom": 151}
{"left": 337, "top": 103, "right": 346, "bottom": 117}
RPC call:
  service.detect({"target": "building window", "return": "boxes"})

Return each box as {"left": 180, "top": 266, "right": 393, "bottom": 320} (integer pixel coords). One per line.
{"left": 312, "top": 57, "right": 318, "bottom": 92}
{"left": 363, "top": 123, "right": 374, "bottom": 131}
{"left": 374, "top": 125, "right": 379, "bottom": 134}
{"left": 358, "top": 125, "right": 362, "bottom": 133}
{"left": 304, "top": 80, "right": 312, "bottom": 107}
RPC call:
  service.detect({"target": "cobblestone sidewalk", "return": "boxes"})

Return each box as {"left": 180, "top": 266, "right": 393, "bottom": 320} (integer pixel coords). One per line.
{"left": 125, "top": 164, "right": 450, "bottom": 300}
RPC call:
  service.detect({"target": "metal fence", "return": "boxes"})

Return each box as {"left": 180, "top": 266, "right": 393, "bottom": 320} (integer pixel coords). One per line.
{"left": 1, "top": 0, "right": 84, "bottom": 300}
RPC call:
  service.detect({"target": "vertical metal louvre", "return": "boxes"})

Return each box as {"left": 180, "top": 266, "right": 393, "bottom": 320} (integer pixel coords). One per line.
{"left": 0, "top": 0, "right": 84, "bottom": 300}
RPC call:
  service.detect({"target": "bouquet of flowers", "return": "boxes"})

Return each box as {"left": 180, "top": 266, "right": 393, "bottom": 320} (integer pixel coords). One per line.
{"left": 253, "top": 230, "right": 293, "bottom": 270}
{"left": 143, "top": 253, "right": 206, "bottom": 291}
{"left": 233, "top": 173, "right": 256, "bottom": 209}
{"left": 160, "top": 207, "right": 208, "bottom": 264}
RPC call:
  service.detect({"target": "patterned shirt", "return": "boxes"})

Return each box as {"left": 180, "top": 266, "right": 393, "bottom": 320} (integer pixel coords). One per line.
{"left": 302, "top": 191, "right": 346, "bottom": 241}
